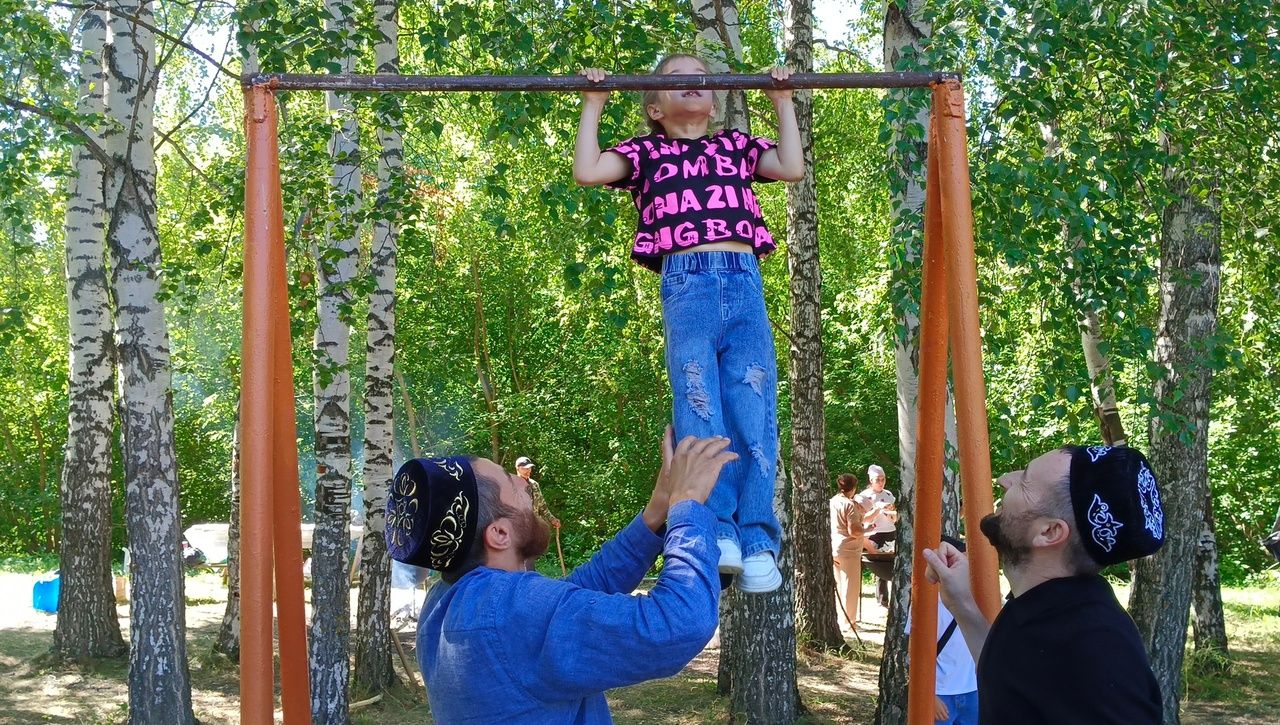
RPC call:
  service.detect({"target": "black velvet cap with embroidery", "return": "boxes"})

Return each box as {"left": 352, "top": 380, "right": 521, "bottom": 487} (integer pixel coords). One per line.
{"left": 385, "top": 457, "right": 479, "bottom": 572}
{"left": 1067, "top": 445, "right": 1166, "bottom": 567}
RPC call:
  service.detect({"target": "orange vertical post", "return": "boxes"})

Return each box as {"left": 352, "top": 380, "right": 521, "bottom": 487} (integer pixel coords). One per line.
{"left": 270, "top": 125, "right": 313, "bottom": 722}
{"left": 934, "top": 79, "right": 1001, "bottom": 620}
{"left": 241, "top": 84, "right": 279, "bottom": 725}
{"left": 906, "top": 103, "right": 948, "bottom": 725}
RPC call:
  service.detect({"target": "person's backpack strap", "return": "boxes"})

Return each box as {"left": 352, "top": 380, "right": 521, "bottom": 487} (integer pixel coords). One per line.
{"left": 937, "top": 618, "right": 959, "bottom": 655}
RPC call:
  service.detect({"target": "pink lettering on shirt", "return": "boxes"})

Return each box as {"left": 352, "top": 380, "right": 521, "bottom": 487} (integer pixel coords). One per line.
{"left": 653, "top": 162, "right": 679, "bottom": 183}
{"left": 679, "top": 189, "right": 703, "bottom": 214}
{"left": 704, "top": 218, "right": 732, "bottom": 241}
{"left": 714, "top": 154, "right": 738, "bottom": 177}
{"left": 674, "top": 221, "right": 699, "bottom": 247}
{"left": 681, "top": 156, "right": 709, "bottom": 178}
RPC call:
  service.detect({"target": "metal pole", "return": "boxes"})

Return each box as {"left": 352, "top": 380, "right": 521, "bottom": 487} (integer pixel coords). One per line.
{"left": 935, "top": 79, "right": 1001, "bottom": 620}
{"left": 243, "top": 71, "right": 956, "bottom": 93}
{"left": 270, "top": 133, "right": 312, "bottom": 723}
{"left": 906, "top": 101, "right": 947, "bottom": 725}
{"left": 240, "top": 84, "right": 278, "bottom": 725}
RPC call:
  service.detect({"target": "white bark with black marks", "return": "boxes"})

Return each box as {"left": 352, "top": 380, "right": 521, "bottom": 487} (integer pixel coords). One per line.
{"left": 54, "top": 5, "right": 127, "bottom": 663}
{"left": 354, "top": 0, "right": 403, "bottom": 694}
{"left": 783, "top": 0, "right": 843, "bottom": 650}
{"left": 213, "top": 8, "right": 260, "bottom": 667}
{"left": 213, "top": 414, "right": 241, "bottom": 659}
{"left": 717, "top": 447, "right": 802, "bottom": 721}
{"left": 1129, "top": 161, "right": 1222, "bottom": 725}
{"left": 310, "top": 0, "right": 361, "bottom": 719}
{"left": 1191, "top": 484, "right": 1229, "bottom": 668}
{"left": 692, "top": 0, "right": 748, "bottom": 131}
{"left": 104, "top": 2, "right": 194, "bottom": 721}
{"left": 877, "top": 2, "right": 935, "bottom": 722}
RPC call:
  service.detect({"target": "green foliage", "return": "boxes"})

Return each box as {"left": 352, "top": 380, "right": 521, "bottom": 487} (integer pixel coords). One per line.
{"left": 0, "top": 0, "right": 1277, "bottom": 586}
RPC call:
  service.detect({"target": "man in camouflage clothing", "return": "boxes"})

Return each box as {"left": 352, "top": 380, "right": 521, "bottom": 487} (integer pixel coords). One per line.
{"left": 516, "top": 456, "right": 559, "bottom": 530}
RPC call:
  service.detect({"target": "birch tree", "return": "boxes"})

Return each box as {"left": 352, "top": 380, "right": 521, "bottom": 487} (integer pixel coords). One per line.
{"left": 717, "top": 452, "right": 802, "bottom": 721}
{"left": 783, "top": 0, "right": 842, "bottom": 650}
{"left": 310, "top": 0, "right": 362, "bottom": 718}
{"left": 694, "top": 0, "right": 799, "bottom": 716}
{"left": 877, "top": 2, "right": 932, "bottom": 722}
{"left": 1129, "top": 160, "right": 1222, "bottom": 724}
{"left": 213, "top": 414, "right": 241, "bottom": 659}
{"left": 353, "top": 0, "right": 403, "bottom": 694}
{"left": 52, "top": 5, "right": 126, "bottom": 663}
{"left": 103, "top": 2, "right": 194, "bottom": 721}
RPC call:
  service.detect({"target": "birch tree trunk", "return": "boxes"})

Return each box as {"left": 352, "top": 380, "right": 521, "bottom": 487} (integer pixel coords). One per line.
{"left": 717, "top": 447, "right": 803, "bottom": 722}
{"left": 1041, "top": 121, "right": 1129, "bottom": 446}
{"left": 213, "top": 8, "right": 260, "bottom": 666}
{"left": 692, "top": 0, "right": 748, "bottom": 131}
{"left": 104, "top": 3, "right": 194, "bottom": 721}
{"left": 782, "top": 0, "right": 842, "bottom": 650}
{"left": 213, "top": 414, "right": 241, "bottom": 659}
{"left": 1129, "top": 163, "right": 1222, "bottom": 725}
{"left": 53, "top": 5, "right": 126, "bottom": 663}
{"left": 877, "top": 2, "right": 932, "bottom": 722}
{"left": 353, "top": 0, "right": 403, "bottom": 694}
{"left": 310, "top": 0, "right": 361, "bottom": 719}
{"left": 693, "top": 7, "right": 800, "bottom": 708}
{"left": 1191, "top": 483, "right": 1229, "bottom": 670}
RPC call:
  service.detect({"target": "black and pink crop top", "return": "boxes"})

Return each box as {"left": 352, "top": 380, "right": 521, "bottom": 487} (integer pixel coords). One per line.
{"left": 605, "top": 129, "right": 779, "bottom": 272}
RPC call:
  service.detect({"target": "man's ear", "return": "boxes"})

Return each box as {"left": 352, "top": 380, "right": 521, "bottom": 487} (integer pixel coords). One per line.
{"left": 1032, "top": 517, "right": 1071, "bottom": 549}
{"left": 484, "top": 517, "right": 513, "bottom": 553}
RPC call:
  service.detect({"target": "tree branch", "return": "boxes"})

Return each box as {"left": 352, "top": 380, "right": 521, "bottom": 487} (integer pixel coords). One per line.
{"left": 0, "top": 95, "right": 111, "bottom": 167}
{"left": 155, "top": 27, "right": 233, "bottom": 153}
{"left": 55, "top": 2, "right": 239, "bottom": 79}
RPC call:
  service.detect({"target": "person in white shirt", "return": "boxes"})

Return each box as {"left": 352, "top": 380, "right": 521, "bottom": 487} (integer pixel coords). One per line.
{"left": 906, "top": 535, "right": 978, "bottom": 724}
{"left": 855, "top": 464, "right": 898, "bottom": 606}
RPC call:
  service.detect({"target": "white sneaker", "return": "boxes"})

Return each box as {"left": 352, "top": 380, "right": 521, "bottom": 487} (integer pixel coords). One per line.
{"left": 718, "top": 538, "right": 744, "bottom": 574}
{"left": 738, "top": 551, "right": 782, "bottom": 594}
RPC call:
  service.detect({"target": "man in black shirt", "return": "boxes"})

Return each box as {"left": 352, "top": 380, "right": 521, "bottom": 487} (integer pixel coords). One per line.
{"left": 923, "top": 445, "right": 1165, "bottom": 724}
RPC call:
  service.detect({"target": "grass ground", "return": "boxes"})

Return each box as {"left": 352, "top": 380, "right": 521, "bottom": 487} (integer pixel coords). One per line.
{"left": 0, "top": 568, "right": 1275, "bottom": 723}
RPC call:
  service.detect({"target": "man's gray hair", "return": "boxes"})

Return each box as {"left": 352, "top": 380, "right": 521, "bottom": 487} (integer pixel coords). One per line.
{"left": 867, "top": 464, "right": 885, "bottom": 478}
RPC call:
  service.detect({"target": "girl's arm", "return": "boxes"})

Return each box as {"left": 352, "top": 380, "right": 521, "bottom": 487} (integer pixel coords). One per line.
{"left": 573, "top": 68, "right": 631, "bottom": 186}
{"left": 756, "top": 66, "right": 805, "bottom": 182}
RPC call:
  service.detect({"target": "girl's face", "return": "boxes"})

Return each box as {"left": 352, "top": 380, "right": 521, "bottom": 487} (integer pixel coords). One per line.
{"left": 647, "top": 56, "right": 714, "bottom": 128}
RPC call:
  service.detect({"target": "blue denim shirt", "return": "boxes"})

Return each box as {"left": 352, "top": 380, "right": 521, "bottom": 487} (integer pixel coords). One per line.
{"left": 417, "top": 500, "right": 720, "bottom": 724}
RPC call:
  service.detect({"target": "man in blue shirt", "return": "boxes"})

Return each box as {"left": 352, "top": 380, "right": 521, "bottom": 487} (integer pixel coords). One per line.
{"left": 385, "top": 428, "right": 734, "bottom": 723}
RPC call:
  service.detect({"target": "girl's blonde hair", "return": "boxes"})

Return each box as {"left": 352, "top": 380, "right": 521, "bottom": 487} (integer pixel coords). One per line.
{"left": 643, "top": 53, "right": 714, "bottom": 135}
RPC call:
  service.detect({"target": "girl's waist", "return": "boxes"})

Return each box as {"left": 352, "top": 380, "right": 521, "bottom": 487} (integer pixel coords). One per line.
{"left": 660, "top": 248, "right": 759, "bottom": 273}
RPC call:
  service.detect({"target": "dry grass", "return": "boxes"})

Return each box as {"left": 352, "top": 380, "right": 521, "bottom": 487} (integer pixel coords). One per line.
{"left": 1, "top": 570, "right": 1275, "bottom": 724}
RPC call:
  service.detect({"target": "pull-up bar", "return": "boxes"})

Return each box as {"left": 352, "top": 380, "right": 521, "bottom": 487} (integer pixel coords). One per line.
{"left": 238, "top": 73, "right": 999, "bottom": 725}
{"left": 243, "top": 70, "right": 958, "bottom": 93}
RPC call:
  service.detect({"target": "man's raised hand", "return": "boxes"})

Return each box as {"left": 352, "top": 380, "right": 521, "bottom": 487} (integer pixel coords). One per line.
{"left": 667, "top": 435, "right": 737, "bottom": 510}
{"left": 922, "top": 540, "right": 973, "bottom": 614}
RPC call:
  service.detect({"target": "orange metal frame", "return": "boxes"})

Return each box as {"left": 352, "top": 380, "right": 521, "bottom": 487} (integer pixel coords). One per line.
{"left": 240, "top": 76, "right": 998, "bottom": 725}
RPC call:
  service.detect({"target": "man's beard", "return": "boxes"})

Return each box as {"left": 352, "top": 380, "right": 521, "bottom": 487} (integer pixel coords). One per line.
{"left": 980, "top": 511, "right": 1033, "bottom": 569}
{"left": 514, "top": 509, "right": 552, "bottom": 565}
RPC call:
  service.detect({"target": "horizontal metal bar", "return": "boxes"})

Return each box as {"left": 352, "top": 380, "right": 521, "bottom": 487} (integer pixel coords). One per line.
{"left": 243, "top": 71, "right": 956, "bottom": 93}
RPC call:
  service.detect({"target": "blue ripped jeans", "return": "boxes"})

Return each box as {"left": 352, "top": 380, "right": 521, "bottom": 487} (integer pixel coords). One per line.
{"left": 660, "top": 251, "right": 781, "bottom": 559}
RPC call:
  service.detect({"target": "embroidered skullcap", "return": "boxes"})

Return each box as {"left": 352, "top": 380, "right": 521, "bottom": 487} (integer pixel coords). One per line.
{"left": 1066, "top": 445, "right": 1165, "bottom": 567}
{"left": 385, "top": 457, "right": 479, "bottom": 572}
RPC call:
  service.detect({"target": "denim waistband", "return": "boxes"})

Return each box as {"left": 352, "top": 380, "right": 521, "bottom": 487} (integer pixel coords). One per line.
{"left": 661, "top": 251, "right": 758, "bottom": 273}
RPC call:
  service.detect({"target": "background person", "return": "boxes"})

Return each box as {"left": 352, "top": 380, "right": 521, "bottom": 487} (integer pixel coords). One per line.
{"left": 830, "top": 473, "right": 866, "bottom": 628}
{"left": 515, "top": 455, "right": 559, "bottom": 529}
